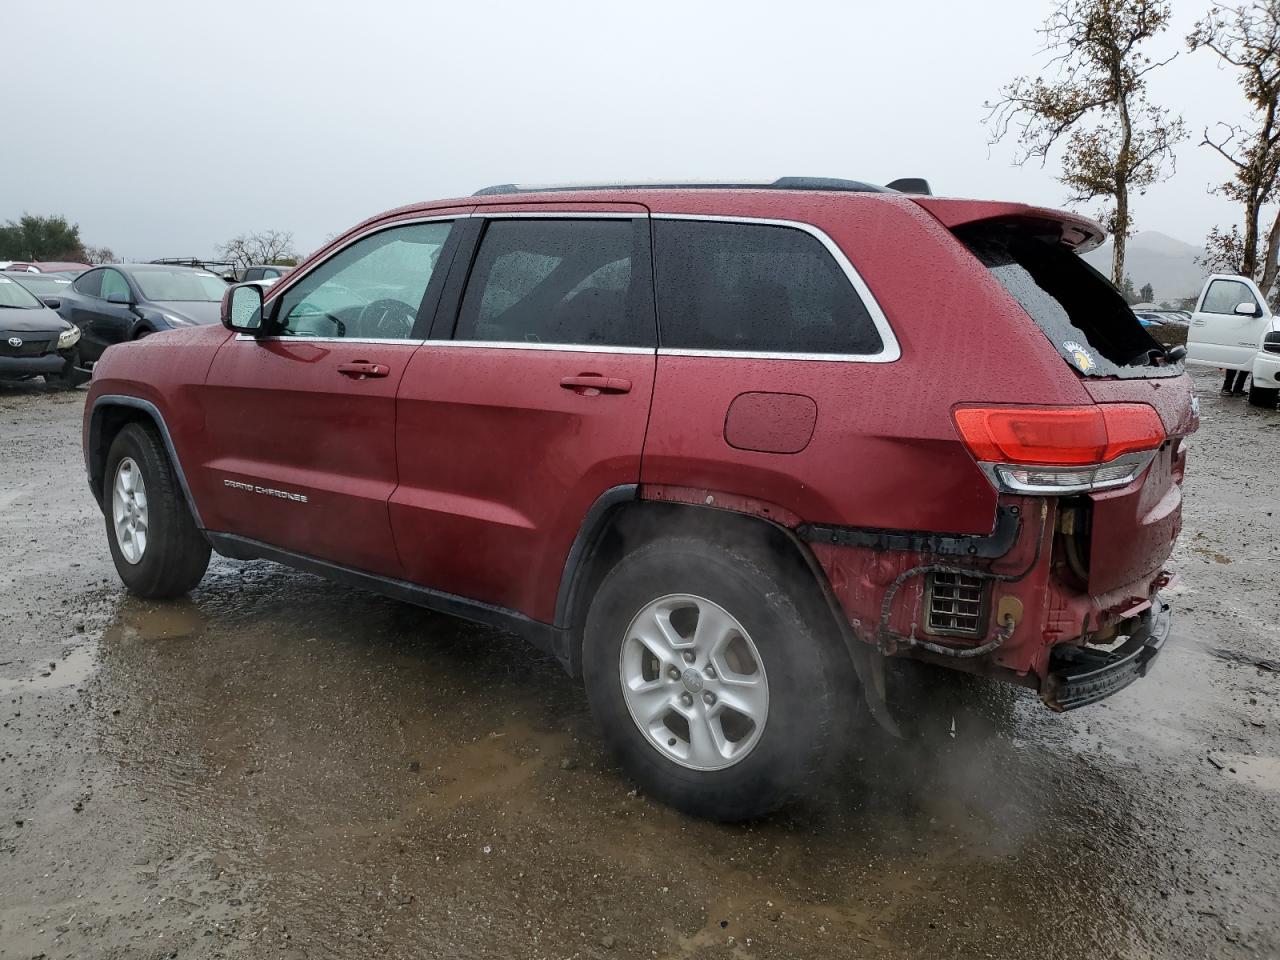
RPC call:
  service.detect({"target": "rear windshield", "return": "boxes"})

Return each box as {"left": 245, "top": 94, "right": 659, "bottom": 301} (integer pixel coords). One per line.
{"left": 958, "top": 223, "right": 1178, "bottom": 379}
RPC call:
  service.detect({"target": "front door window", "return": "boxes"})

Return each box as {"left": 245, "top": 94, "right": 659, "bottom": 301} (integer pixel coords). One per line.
{"left": 274, "top": 221, "right": 453, "bottom": 340}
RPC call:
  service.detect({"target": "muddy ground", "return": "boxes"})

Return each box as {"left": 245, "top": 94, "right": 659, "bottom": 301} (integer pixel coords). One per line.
{"left": 1, "top": 367, "right": 1277, "bottom": 960}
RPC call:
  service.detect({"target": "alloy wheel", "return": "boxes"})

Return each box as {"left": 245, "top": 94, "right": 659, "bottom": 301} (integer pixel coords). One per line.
{"left": 111, "top": 457, "right": 149, "bottom": 564}
{"left": 619, "top": 594, "right": 769, "bottom": 771}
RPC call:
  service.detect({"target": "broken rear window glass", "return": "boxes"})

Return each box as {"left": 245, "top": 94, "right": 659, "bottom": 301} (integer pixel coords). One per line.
{"left": 958, "top": 224, "right": 1178, "bottom": 379}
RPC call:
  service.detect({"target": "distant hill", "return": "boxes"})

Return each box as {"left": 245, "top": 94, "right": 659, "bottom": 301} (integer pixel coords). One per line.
{"left": 1082, "top": 230, "right": 1206, "bottom": 302}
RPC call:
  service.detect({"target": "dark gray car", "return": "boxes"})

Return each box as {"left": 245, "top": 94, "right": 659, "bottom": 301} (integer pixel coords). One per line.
{"left": 0, "top": 274, "right": 87, "bottom": 388}
{"left": 56, "top": 264, "right": 227, "bottom": 363}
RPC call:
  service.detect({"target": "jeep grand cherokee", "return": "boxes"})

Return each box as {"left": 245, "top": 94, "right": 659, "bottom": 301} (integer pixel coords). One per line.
{"left": 82, "top": 177, "right": 1195, "bottom": 820}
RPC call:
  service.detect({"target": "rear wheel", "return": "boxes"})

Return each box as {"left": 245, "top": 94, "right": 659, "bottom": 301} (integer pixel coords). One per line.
{"left": 104, "top": 423, "right": 210, "bottom": 597}
{"left": 1248, "top": 382, "right": 1279, "bottom": 408}
{"left": 582, "top": 536, "right": 849, "bottom": 820}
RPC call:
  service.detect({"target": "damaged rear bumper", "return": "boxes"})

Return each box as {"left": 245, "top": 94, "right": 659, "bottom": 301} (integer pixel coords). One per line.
{"left": 1040, "top": 596, "right": 1171, "bottom": 711}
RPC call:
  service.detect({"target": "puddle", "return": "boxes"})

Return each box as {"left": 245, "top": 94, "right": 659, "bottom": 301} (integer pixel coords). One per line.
{"left": 113, "top": 601, "right": 205, "bottom": 643}
{"left": 0, "top": 642, "right": 97, "bottom": 693}
{"left": 1217, "top": 755, "right": 1280, "bottom": 794}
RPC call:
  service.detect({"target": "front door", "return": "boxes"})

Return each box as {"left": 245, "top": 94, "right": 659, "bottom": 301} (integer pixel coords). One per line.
{"left": 390, "top": 207, "right": 657, "bottom": 621}
{"left": 1189, "top": 274, "right": 1269, "bottom": 368}
{"left": 71, "top": 268, "right": 137, "bottom": 360}
{"left": 198, "top": 212, "right": 468, "bottom": 576}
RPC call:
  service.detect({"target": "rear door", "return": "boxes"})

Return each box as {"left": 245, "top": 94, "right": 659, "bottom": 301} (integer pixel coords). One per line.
{"left": 1188, "top": 274, "right": 1271, "bottom": 368}
{"left": 197, "top": 211, "right": 468, "bottom": 576}
{"left": 390, "top": 206, "right": 656, "bottom": 621}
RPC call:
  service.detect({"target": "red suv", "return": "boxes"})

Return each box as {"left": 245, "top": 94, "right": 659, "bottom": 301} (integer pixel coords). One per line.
{"left": 82, "top": 179, "right": 1195, "bottom": 820}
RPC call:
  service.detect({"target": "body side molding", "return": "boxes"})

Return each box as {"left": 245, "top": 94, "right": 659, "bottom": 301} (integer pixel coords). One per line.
{"left": 207, "top": 532, "right": 567, "bottom": 659}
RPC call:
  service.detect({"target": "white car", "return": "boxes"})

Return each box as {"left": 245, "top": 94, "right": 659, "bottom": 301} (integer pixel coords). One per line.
{"left": 1186, "top": 273, "right": 1280, "bottom": 408}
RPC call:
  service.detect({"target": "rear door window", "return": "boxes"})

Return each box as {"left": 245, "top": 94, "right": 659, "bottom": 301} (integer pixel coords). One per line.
{"left": 652, "top": 219, "right": 883, "bottom": 355}
{"left": 73, "top": 269, "right": 103, "bottom": 298}
{"left": 958, "top": 224, "right": 1175, "bottom": 379}
{"left": 1201, "top": 278, "right": 1258, "bottom": 315}
{"left": 454, "top": 219, "right": 652, "bottom": 347}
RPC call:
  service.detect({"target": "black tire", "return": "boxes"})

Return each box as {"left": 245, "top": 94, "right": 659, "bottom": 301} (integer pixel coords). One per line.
{"left": 1247, "top": 383, "right": 1279, "bottom": 408}
{"left": 582, "top": 536, "right": 850, "bottom": 821}
{"left": 103, "top": 422, "right": 211, "bottom": 598}
{"left": 44, "top": 349, "right": 89, "bottom": 390}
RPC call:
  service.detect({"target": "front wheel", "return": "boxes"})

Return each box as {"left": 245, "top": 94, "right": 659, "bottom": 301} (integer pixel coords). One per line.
{"left": 582, "top": 536, "right": 850, "bottom": 820}
{"left": 44, "top": 349, "right": 89, "bottom": 389}
{"left": 1248, "top": 383, "right": 1279, "bottom": 408}
{"left": 104, "top": 423, "right": 211, "bottom": 597}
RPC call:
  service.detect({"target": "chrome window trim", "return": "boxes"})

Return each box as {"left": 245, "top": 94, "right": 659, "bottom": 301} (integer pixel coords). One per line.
{"left": 256, "top": 213, "right": 466, "bottom": 343}
{"left": 432, "top": 340, "right": 654, "bottom": 355}
{"left": 234, "top": 334, "right": 428, "bottom": 345}
{"left": 233, "top": 335, "right": 648, "bottom": 354}
{"left": 263, "top": 212, "right": 470, "bottom": 306}
{"left": 249, "top": 209, "right": 901, "bottom": 360}
{"left": 650, "top": 213, "right": 900, "bottom": 364}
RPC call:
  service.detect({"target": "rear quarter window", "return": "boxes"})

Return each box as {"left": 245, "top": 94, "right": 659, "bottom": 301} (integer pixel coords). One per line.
{"left": 653, "top": 220, "right": 883, "bottom": 356}
{"left": 958, "top": 224, "right": 1177, "bottom": 379}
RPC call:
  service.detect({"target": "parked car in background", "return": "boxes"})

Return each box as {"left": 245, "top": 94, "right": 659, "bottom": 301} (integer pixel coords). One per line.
{"left": 240, "top": 264, "right": 293, "bottom": 283}
{"left": 5, "top": 270, "right": 74, "bottom": 307}
{"left": 56, "top": 264, "right": 228, "bottom": 364}
{"left": 82, "top": 178, "right": 1197, "bottom": 820}
{"left": 0, "top": 274, "right": 87, "bottom": 387}
{"left": 3, "top": 260, "right": 92, "bottom": 276}
{"left": 1186, "top": 273, "right": 1278, "bottom": 407}
{"left": 1134, "top": 311, "right": 1164, "bottom": 328}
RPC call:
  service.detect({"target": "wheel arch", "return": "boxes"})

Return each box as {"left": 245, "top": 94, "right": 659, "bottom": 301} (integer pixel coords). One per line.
{"left": 87, "top": 396, "right": 204, "bottom": 527}
{"left": 554, "top": 489, "right": 854, "bottom": 680}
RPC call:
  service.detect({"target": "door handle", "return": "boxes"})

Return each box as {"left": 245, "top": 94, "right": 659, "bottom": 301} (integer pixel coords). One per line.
{"left": 1191, "top": 319, "right": 1206, "bottom": 326}
{"left": 560, "top": 374, "right": 632, "bottom": 396}
{"left": 338, "top": 361, "right": 390, "bottom": 379}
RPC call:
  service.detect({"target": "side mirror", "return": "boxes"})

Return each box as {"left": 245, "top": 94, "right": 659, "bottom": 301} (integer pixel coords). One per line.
{"left": 1235, "top": 301, "right": 1261, "bottom": 317}
{"left": 222, "top": 282, "right": 266, "bottom": 333}
{"left": 106, "top": 291, "right": 131, "bottom": 305}
{"left": 41, "top": 297, "right": 61, "bottom": 309}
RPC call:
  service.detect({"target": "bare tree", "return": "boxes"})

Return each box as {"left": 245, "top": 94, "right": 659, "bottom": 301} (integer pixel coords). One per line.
{"left": 987, "top": 0, "right": 1186, "bottom": 284}
{"left": 1188, "top": 2, "right": 1280, "bottom": 298}
{"left": 84, "top": 245, "right": 116, "bottom": 264}
{"left": 217, "top": 230, "right": 299, "bottom": 274}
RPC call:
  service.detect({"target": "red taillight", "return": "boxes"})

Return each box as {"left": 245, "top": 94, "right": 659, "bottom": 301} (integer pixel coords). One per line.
{"left": 953, "top": 404, "right": 1166, "bottom": 466}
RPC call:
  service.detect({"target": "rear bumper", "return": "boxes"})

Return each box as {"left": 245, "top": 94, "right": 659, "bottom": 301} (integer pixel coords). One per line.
{"left": 1040, "top": 597, "right": 1171, "bottom": 711}
{"left": 0, "top": 353, "right": 66, "bottom": 375}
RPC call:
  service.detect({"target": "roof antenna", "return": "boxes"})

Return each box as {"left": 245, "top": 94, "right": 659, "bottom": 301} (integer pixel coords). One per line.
{"left": 886, "top": 178, "right": 932, "bottom": 195}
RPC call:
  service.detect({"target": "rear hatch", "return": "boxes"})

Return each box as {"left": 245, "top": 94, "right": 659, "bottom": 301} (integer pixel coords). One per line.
{"left": 925, "top": 203, "right": 1196, "bottom": 595}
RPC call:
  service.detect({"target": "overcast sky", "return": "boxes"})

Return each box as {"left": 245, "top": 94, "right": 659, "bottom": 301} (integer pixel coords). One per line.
{"left": 0, "top": 0, "right": 1253, "bottom": 261}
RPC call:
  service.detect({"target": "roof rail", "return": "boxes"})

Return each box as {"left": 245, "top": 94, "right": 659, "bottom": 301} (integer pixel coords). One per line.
{"left": 472, "top": 176, "right": 894, "bottom": 196}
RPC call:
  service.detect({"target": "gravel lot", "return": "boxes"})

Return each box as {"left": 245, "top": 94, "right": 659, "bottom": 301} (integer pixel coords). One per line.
{"left": 1, "top": 367, "right": 1277, "bottom": 960}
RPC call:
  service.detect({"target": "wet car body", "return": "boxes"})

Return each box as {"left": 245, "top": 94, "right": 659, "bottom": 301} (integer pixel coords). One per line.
{"left": 56, "top": 263, "right": 226, "bottom": 363}
{"left": 81, "top": 179, "right": 1196, "bottom": 818}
